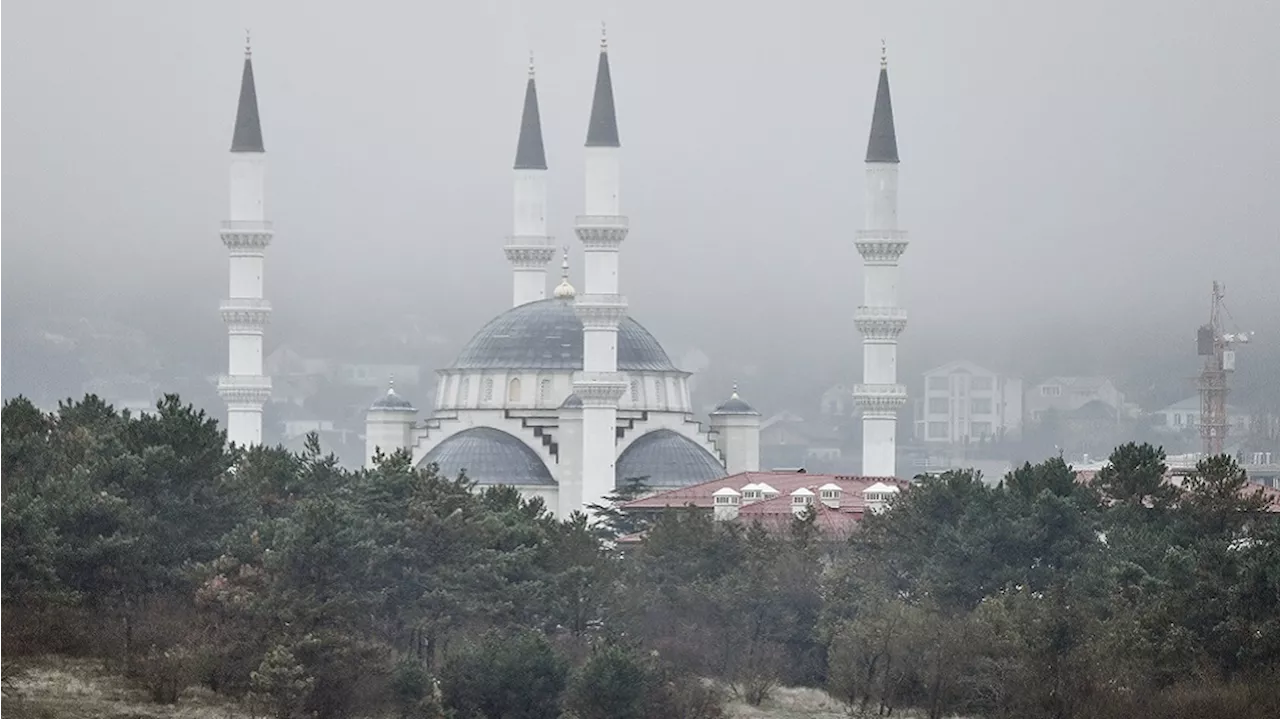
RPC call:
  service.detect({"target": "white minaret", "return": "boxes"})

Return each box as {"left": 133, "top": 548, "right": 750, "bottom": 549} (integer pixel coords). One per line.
{"left": 217, "top": 38, "right": 273, "bottom": 447}
{"left": 571, "top": 27, "right": 629, "bottom": 513}
{"left": 853, "top": 45, "right": 908, "bottom": 478}
{"left": 709, "top": 383, "right": 762, "bottom": 475}
{"left": 505, "top": 56, "right": 557, "bottom": 307}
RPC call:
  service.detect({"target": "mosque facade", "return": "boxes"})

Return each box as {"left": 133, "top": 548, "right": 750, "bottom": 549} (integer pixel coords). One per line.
{"left": 219, "top": 31, "right": 905, "bottom": 518}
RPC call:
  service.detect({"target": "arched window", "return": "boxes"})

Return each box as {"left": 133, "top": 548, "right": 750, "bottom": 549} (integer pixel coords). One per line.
{"left": 482, "top": 378, "right": 494, "bottom": 403}
{"left": 539, "top": 378, "right": 552, "bottom": 405}
{"left": 508, "top": 377, "right": 522, "bottom": 404}
{"left": 630, "top": 379, "right": 640, "bottom": 404}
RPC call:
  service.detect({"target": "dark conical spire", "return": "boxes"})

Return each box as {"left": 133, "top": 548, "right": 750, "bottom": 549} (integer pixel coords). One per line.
{"left": 585, "top": 26, "right": 620, "bottom": 148}
{"left": 865, "top": 49, "right": 898, "bottom": 163}
{"left": 231, "top": 40, "right": 265, "bottom": 153}
{"left": 514, "top": 60, "right": 548, "bottom": 170}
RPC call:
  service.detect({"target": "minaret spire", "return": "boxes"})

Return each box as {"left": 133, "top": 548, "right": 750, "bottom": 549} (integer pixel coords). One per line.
{"left": 513, "top": 53, "right": 547, "bottom": 170}
{"left": 505, "top": 56, "right": 556, "bottom": 306}
{"left": 585, "top": 23, "right": 620, "bottom": 147}
{"left": 231, "top": 30, "right": 264, "bottom": 153}
{"left": 865, "top": 43, "right": 899, "bottom": 163}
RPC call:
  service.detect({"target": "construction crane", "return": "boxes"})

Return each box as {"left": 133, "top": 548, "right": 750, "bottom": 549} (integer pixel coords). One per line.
{"left": 1197, "top": 282, "right": 1251, "bottom": 456}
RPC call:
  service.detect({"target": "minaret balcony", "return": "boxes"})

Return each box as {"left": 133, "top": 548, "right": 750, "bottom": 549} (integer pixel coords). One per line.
{"left": 572, "top": 372, "right": 628, "bottom": 406}
{"left": 217, "top": 375, "right": 272, "bottom": 405}
{"left": 575, "top": 216, "right": 629, "bottom": 249}
{"left": 852, "top": 384, "right": 908, "bottom": 416}
{"left": 503, "top": 241, "right": 557, "bottom": 268}
{"left": 855, "top": 229, "right": 908, "bottom": 264}
{"left": 854, "top": 306, "right": 908, "bottom": 340}
{"left": 220, "top": 298, "right": 272, "bottom": 329}
{"left": 574, "top": 294, "right": 629, "bottom": 329}
{"left": 221, "top": 220, "right": 274, "bottom": 251}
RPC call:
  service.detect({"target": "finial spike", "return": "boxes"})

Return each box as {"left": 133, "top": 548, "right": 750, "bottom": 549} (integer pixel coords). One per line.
{"left": 601, "top": 21, "right": 608, "bottom": 50}
{"left": 880, "top": 39, "right": 887, "bottom": 68}
{"left": 732, "top": 380, "right": 740, "bottom": 397}
{"left": 529, "top": 50, "right": 535, "bottom": 79}
{"left": 388, "top": 373, "right": 396, "bottom": 394}
{"left": 561, "top": 245, "right": 570, "bottom": 277}
{"left": 245, "top": 29, "right": 252, "bottom": 57}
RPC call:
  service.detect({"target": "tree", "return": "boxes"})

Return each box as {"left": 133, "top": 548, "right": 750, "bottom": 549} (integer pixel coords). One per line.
{"left": 439, "top": 630, "right": 567, "bottom": 719}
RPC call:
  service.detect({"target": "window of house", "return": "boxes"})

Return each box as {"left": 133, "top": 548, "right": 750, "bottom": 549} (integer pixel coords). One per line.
{"left": 539, "top": 379, "right": 552, "bottom": 404}
{"left": 1174, "top": 413, "right": 1183, "bottom": 426}
{"left": 1041, "top": 385, "right": 1062, "bottom": 397}
{"left": 508, "top": 377, "right": 522, "bottom": 403}
{"left": 927, "top": 421, "right": 948, "bottom": 440}
{"left": 971, "top": 398, "right": 993, "bottom": 414}
{"left": 928, "top": 376, "right": 949, "bottom": 391}
{"left": 482, "top": 378, "right": 494, "bottom": 403}
{"left": 971, "top": 421, "right": 993, "bottom": 437}
{"left": 928, "top": 397, "right": 949, "bottom": 414}
{"left": 971, "top": 376, "right": 994, "bottom": 391}
{"left": 630, "top": 379, "right": 640, "bottom": 403}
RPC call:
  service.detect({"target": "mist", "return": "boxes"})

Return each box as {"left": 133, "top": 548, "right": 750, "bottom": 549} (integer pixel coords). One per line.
{"left": 4, "top": 0, "right": 1279, "bottom": 416}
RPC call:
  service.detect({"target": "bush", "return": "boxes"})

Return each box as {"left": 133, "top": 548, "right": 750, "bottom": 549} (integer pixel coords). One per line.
{"left": 565, "top": 643, "right": 651, "bottom": 719}
{"left": 440, "top": 630, "right": 567, "bottom": 719}
{"left": 390, "top": 658, "right": 445, "bottom": 719}
{"left": 249, "top": 645, "right": 314, "bottom": 719}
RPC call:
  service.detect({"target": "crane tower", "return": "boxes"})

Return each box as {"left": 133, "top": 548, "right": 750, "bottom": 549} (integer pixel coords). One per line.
{"left": 1197, "top": 282, "right": 1250, "bottom": 456}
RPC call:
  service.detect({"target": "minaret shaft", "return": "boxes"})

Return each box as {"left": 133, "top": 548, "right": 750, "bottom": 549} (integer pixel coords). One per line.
{"left": 506, "top": 75, "right": 554, "bottom": 306}
{"left": 573, "top": 44, "right": 628, "bottom": 514}
{"left": 217, "top": 51, "right": 272, "bottom": 446}
{"left": 853, "top": 62, "right": 907, "bottom": 478}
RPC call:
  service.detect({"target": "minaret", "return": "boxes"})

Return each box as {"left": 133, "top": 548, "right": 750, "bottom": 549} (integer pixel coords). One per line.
{"left": 504, "top": 54, "right": 557, "bottom": 307}
{"left": 709, "top": 383, "right": 762, "bottom": 475}
{"left": 217, "top": 35, "right": 273, "bottom": 447}
{"left": 571, "top": 25, "right": 630, "bottom": 513}
{"left": 853, "top": 43, "right": 908, "bottom": 477}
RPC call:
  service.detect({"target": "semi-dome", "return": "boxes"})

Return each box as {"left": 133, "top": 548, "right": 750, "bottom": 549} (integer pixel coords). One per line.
{"left": 450, "top": 298, "right": 677, "bottom": 371}
{"left": 616, "top": 429, "right": 727, "bottom": 489}
{"left": 419, "top": 427, "right": 555, "bottom": 486}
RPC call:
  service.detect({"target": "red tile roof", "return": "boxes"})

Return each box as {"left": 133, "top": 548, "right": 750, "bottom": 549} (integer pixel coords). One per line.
{"left": 619, "top": 471, "right": 910, "bottom": 537}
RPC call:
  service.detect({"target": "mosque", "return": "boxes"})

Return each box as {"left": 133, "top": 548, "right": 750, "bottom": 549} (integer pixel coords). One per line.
{"left": 216, "top": 31, "right": 908, "bottom": 518}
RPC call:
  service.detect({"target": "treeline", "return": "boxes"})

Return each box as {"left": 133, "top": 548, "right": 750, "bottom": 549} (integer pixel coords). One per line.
{"left": 3, "top": 395, "right": 1279, "bottom": 719}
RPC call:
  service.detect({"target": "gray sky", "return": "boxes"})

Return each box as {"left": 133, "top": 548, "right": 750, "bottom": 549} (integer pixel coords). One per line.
{"left": 4, "top": 0, "right": 1279, "bottom": 392}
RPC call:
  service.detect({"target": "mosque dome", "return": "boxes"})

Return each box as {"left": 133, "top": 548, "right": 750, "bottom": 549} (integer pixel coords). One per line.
{"left": 616, "top": 429, "right": 727, "bottom": 489}
{"left": 418, "top": 427, "right": 555, "bottom": 486}
{"left": 450, "top": 298, "right": 677, "bottom": 372}
{"left": 711, "top": 385, "right": 759, "bottom": 416}
{"left": 370, "top": 386, "right": 415, "bottom": 411}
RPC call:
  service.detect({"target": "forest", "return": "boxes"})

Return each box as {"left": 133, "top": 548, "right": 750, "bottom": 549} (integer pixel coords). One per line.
{"left": 3, "top": 394, "right": 1279, "bottom": 719}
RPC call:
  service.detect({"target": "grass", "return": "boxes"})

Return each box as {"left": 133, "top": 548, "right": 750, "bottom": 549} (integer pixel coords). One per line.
{"left": 2, "top": 656, "right": 250, "bottom": 719}
{"left": 4, "top": 655, "right": 935, "bottom": 719}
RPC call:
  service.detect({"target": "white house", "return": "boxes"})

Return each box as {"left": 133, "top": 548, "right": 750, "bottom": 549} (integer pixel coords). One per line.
{"left": 1151, "top": 396, "right": 1250, "bottom": 435}
{"left": 916, "top": 360, "right": 1023, "bottom": 443}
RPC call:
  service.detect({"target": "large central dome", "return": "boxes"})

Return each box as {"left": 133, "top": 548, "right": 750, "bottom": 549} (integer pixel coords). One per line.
{"left": 450, "top": 298, "right": 677, "bottom": 371}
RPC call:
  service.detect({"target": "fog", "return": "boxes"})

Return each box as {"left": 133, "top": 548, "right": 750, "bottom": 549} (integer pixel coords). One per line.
{"left": 4, "top": 0, "right": 1279, "bottom": 411}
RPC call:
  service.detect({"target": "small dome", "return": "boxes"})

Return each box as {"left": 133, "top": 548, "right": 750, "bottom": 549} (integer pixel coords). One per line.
{"left": 450, "top": 299, "right": 676, "bottom": 372}
{"left": 616, "top": 429, "right": 727, "bottom": 489}
{"left": 419, "top": 427, "right": 555, "bottom": 486}
{"left": 711, "top": 383, "right": 759, "bottom": 416}
{"left": 371, "top": 385, "right": 415, "bottom": 410}
{"left": 560, "top": 393, "right": 584, "bottom": 409}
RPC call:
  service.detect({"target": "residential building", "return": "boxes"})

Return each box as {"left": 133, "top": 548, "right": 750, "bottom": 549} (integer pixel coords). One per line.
{"left": 1025, "top": 376, "right": 1126, "bottom": 424}
{"left": 916, "top": 361, "right": 1023, "bottom": 443}
{"left": 1151, "top": 396, "right": 1250, "bottom": 436}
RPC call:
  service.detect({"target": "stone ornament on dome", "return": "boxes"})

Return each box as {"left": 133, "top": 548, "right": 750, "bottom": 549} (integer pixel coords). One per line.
{"left": 553, "top": 246, "right": 576, "bottom": 299}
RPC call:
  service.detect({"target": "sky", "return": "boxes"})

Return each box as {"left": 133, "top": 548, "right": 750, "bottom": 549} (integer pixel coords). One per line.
{"left": 3, "top": 0, "right": 1279, "bottom": 402}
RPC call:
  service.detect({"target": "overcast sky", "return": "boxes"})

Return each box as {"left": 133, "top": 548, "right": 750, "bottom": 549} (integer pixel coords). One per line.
{"left": 4, "top": 0, "right": 1278, "bottom": 383}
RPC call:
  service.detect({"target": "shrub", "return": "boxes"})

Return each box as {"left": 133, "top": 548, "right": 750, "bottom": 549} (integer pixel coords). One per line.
{"left": 440, "top": 630, "right": 567, "bottom": 719}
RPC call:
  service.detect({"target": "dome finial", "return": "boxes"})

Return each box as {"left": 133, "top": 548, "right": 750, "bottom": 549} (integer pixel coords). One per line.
{"left": 529, "top": 50, "right": 535, "bottom": 79}
{"left": 245, "top": 28, "right": 252, "bottom": 58}
{"left": 553, "top": 246, "right": 576, "bottom": 299}
{"left": 387, "top": 373, "right": 396, "bottom": 395}
{"left": 601, "top": 21, "right": 608, "bottom": 51}
{"left": 880, "top": 38, "right": 887, "bottom": 68}
{"left": 731, "top": 380, "right": 740, "bottom": 398}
